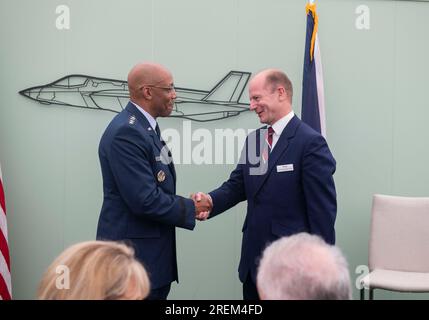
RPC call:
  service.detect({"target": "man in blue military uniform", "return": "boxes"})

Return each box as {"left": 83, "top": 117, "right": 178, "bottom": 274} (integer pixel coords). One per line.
{"left": 97, "top": 62, "right": 210, "bottom": 300}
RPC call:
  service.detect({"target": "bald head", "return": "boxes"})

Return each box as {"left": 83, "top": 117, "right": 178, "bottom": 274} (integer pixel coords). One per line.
{"left": 128, "top": 62, "right": 172, "bottom": 100}
{"left": 126, "top": 62, "right": 176, "bottom": 118}
{"left": 252, "top": 68, "right": 293, "bottom": 103}
{"left": 249, "top": 68, "right": 294, "bottom": 125}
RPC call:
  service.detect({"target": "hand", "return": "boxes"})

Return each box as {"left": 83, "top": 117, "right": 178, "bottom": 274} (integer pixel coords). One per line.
{"left": 190, "top": 192, "right": 213, "bottom": 221}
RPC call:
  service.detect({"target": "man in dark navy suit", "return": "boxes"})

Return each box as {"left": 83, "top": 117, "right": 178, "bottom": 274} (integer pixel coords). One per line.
{"left": 97, "top": 62, "right": 211, "bottom": 300}
{"left": 195, "top": 69, "right": 337, "bottom": 300}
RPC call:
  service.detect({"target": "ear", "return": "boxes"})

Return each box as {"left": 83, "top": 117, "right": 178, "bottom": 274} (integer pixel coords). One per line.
{"left": 142, "top": 87, "right": 153, "bottom": 100}
{"left": 277, "top": 86, "right": 287, "bottom": 102}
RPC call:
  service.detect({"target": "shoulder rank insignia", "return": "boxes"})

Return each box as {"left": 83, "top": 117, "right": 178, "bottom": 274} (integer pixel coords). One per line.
{"left": 128, "top": 115, "right": 136, "bottom": 125}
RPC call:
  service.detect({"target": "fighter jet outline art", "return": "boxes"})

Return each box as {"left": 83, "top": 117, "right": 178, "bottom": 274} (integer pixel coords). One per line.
{"left": 19, "top": 70, "right": 252, "bottom": 122}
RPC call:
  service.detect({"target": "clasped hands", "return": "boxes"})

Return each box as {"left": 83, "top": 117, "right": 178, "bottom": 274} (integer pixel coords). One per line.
{"left": 190, "top": 192, "right": 212, "bottom": 221}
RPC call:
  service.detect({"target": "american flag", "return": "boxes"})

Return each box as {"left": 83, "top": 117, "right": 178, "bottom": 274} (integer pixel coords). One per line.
{"left": 0, "top": 164, "right": 12, "bottom": 300}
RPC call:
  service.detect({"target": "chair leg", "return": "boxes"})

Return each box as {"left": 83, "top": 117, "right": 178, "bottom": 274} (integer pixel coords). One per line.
{"left": 360, "top": 288, "right": 365, "bottom": 300}
{"left": 369, "top": 289, "right": 374, "bottom": 300}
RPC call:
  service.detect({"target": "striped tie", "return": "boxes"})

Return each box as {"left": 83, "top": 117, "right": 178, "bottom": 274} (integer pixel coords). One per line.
{"left": 262, "top": 127, "right": 275, "bottom": 163}
{"left": 267, "top": 126, "right": 274, "bottom": 151}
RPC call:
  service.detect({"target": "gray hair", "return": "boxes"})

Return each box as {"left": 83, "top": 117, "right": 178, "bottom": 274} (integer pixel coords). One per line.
{"left": 257, "top": 233, "right": 352, "bottom": 300}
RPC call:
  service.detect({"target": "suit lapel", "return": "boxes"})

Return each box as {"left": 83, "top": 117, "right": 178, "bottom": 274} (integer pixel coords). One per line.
{"left": 252, "top": 116, "right": 300, "bottom": 197}
{"left": 125, "top": 102, "right": 177, "bottom": 182}
{"left": 149, "top": 132, "right": 177, "bottom": 182}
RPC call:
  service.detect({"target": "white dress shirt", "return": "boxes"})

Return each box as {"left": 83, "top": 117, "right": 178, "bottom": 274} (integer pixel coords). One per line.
{"left": 131, "top": 101, "right": 158, "bottom": 132}
{"left": 269, "top": 111, "right": 295, "bottom": 151}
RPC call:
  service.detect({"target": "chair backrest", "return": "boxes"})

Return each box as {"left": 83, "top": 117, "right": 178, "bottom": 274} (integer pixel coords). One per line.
{"left": 369, "top": 194, "right": 429, "bottom": 272}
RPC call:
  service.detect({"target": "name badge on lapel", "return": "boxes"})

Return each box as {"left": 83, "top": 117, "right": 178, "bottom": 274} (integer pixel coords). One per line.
{"left": 277, "top": 164, "right": 294, "bottom": 173}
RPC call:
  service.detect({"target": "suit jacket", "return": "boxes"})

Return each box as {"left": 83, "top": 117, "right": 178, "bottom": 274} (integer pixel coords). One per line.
{"left": 96, "top": 102, "right": 195, "bottom": 289}
{"left": 209, "top": 115, "right": 337, "bottom": 283}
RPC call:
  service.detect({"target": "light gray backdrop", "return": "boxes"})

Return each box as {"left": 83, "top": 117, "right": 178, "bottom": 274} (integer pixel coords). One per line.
{"left": 1, "top": 0, "right": 428, "bottom": 299}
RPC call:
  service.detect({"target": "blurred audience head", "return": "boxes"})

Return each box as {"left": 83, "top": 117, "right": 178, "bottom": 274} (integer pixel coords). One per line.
{"left": 257, "top": 233, "right": 352, "bottom": 300}
{"left": 37, "top": 240, "right": 150, "bottom": 300}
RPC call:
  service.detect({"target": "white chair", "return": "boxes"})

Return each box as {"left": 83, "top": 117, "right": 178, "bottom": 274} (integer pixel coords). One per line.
{"left": 361, "top": 194, "right": 429, "bottom": 299}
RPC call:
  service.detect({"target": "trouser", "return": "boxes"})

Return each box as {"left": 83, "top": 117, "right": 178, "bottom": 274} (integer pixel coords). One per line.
{"left": 243, "top": 274, "right": 260, "bottom": 300}
{"left": 147, "top": 283, "right": 171, "bottom": 300}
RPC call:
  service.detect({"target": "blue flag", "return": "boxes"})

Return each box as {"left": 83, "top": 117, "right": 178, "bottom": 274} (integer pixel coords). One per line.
{"left": 302, "top": 2, "right": 326, "bottom": 137}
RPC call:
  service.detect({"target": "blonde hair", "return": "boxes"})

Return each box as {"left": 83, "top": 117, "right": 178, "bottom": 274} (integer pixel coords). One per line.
{"left": 37, "top": 241, "right": 150, "bottom": 300}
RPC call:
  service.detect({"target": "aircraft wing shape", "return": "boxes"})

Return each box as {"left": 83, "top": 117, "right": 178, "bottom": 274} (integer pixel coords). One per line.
{"left": 19, "top": 71, "right": 251, "bottom": 122}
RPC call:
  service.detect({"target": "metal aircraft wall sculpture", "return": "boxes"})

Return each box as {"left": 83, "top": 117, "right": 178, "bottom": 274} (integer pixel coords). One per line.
{"left": 19, "top": 71, "right": 251, "bottom": 122}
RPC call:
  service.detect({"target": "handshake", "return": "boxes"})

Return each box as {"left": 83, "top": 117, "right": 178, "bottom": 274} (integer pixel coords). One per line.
{"left": 190, "top": 192, "right": 213, "bottom": 221}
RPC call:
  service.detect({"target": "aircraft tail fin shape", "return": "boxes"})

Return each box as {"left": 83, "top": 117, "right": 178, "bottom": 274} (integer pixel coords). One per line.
{"left": 203, "top": 71, "right": 251, "bottom": 104}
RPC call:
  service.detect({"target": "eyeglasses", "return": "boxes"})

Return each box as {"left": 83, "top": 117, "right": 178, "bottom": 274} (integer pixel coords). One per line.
{"left": 141, "top": 84, "right": 176, "bottom": 93}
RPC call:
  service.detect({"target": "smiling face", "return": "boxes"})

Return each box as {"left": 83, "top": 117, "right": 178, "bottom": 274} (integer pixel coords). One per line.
{"left": 249, "top": 70, "right": 292, "bottom": 125}
{"left": 149, "top": 70, "right": 176, "bottom": 118}
{"left": 128, "top": 62, "right": 177, "bottom": 119}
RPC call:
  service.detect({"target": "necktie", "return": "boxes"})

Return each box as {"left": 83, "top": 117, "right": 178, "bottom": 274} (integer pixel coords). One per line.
{"left": 155, "top": 123, "right": 162, "bottom": 139}
{"left": 267, "top": 126, "right": 274, "bottom": 152}
{"left": 262, "top": 126, "right": 275, "bottom": 163}
{"left": 155, "top": 124, "right": 172, "bottom": 158}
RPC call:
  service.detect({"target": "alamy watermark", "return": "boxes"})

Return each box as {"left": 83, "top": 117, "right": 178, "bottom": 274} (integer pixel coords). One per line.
{"left": 159, "top": 121, "right": 270, "bottom": 175}
{"left": 355, "top": 264, "right": 370, "bottom": 290}
{"left": 355, "top": 5, "right": 370, "bottom": 30}
{"left": 55, "top": 264, "right": 70, "bottom": 290}
{"left": 56, "top": 5, "right": 70, "bottom": 30}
